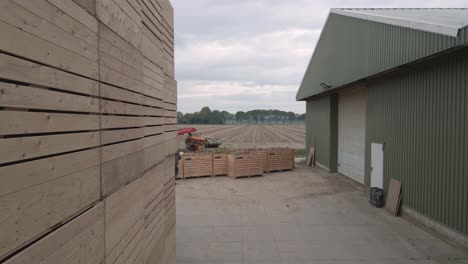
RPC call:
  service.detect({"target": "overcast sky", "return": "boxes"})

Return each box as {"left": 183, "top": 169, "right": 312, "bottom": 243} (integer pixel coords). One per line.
{"left": 171, "top": 0, "right": 466, "bottom": 114}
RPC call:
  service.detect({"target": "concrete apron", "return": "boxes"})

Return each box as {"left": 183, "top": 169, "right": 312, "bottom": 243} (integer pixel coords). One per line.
{"left": 402, "top": 206, "right": 468, "bottom": 251}
{"left": 176, "top": 164, "right": 468, "bottom": 264}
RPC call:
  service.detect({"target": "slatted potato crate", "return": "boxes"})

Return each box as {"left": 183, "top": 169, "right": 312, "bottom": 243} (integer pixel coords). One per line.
{"left": 251, "top": 149, "right": 269, "bottom": 172}
{"left": 181, "top": 153, "right": 213, "bottom": 179}
{"left": 176, "top": 159, "right": 184, "bottom": 179}
{"left": 212, "top": 153, "right": 228, "bottom": 176}
{"left": 267, "top": 148, "right": 295, "bottom": 172}
{"left": 227, "top": 153, "right": 264, "bottom": 179}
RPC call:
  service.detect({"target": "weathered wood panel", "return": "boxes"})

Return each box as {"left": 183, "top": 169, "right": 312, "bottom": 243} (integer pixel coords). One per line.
{"left": 0, "top": 82, "right": 99, "bottom": 113}
{"left": 0, "top": 53, "right": 99, "bottom": 96}
{"left": 96, "top": 0, "right": 141, "bottom": 48}
{"left": 0, "top": 0, "right": 176, "bottom": 262}
{"left": 0, "top": 15, "right": 98, "bottom": 78}
{"left": 0, "top": 161, "right": 100, "bottom": 259}
{"left": 72, "top": 0, "right": 96, "bottom": 15}
{"left": 4, "top": 202, "right": 105, "bottom": 264}
{"left": 104, "top": 177, "right": 145, "bottom": 262}
{"left": 0, "top": 111, "right": 99, "bottom": 136}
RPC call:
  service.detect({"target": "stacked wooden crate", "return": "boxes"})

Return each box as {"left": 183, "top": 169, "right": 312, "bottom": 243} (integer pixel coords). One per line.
{"left": 212, "top": 153, "right": 228, "bottom": 176}
{"left": 267, "top": 148, "right": 295, "bottom": 172}
{"left": 0, "top": 0, "right": 176, "bottom": 263}
{"left": 180, "top": 153, "right": 213, "bottom": 179}
{"left": 176, "top": 158, "right": 184, "bottom": 179}
{"left": 227, "top": 153, "right": 264, "bottom": 178}
{"left": 252, "top": 149, "right": 269, "bottom": 172}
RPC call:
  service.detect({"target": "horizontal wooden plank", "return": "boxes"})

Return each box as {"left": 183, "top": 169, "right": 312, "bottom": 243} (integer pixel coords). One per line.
{"left": 96, "top": 0, "right": 141, "bottom": 49}
{"left": 101, "top": 127, "right": 143, "bottom": 145}
{"left": 101, "top": 138, "right": 144, "bottom": 162}
{"left": 99, "top": 64, "right": 145, "bottom": 96}
{"left": 99, "top": 51, "right": 143, "bottom": 85}
{"left": 11, "top": 0, "right": 98, "bottom": 45}
{"left": 0, "top": 132, "right": 99, "bottom": 164}
{"left": 143, "top": 142, "right": 169, "bottom": 171}
{"left": 143, "top": 133, "right": 165, "bottom": 148}
{"left": 0, "top": 53, "right": 99, "bottom": 96}
{"left": 0, "top": 166, "right": 100, "bottom": 261}
{"left": 100, "top": 83, "right": 164, "bottom": 109}
{"left": 0, "top": 148, "right": 100, "bottom": 197}
{"left": 127, "top": 0, "right": 142, "bottom": 17}
{"left": 0, "top": 1, "right": 98, "bottom": 62}
{"left": 107, "top": 217, "right": 144, "bottom": 264}
{"left": 101, "top": 99, "right": 164, "bottom": 116}
{"left": 72, "top": 0, "right": 96, "bottom": 15}
{"left": 99, "top": 23, "right": 142, "bottom": 71}
{"left": 0, "top": 82, "right": 99, "bottom": 113}
{"left": 113, "top": 0, "right": 141, "bottom": 26}
{"left": 101, "top": 132, "right": 173, "bottom": 163}
{"left": 105, "top": 177, "right": 145, "bottom": 256}
{"left": 101, "top": 116, "right": 173, "bottom": 129}
{"left": 0, "top": 111, "right": 99, "bottom": 136}
{"left": 144, "top": 125, "right": 165, "bottom": 136}
{"left": 143, "top": 162, "right": 164, "bottom": 207}
{"left": 45, "top": 0, "right": 98, "bottom": 32}
{"left": 4, "top": 202, "right": 104, "bottom": 264}
{"left": 0, "top": 20, "right": 98, "bottom": 79}
{"left": 141, "top": 31, "right": 162, "bottom": 67}
{"left": 100, "top": 83, "right": 145, "bottom": 104}
{"left": 101, "top": 150, "right": 144, "bottom": 196}
{"left": 101, "top": 115, "right": 144, "bottom": 129}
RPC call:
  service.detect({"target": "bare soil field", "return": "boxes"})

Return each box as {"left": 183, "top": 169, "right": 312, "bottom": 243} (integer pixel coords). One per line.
{"left": 177, "top": 124, "right": 305, "bottom": 150}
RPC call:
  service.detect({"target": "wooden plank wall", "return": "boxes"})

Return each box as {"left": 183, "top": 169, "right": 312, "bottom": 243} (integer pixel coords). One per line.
{"left": 0, "top": 0, "right": 176, "bottom": 263}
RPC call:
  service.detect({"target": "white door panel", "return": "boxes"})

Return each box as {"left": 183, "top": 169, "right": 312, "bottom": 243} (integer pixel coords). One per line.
{"left": 338, "top": 87, "right": 366, "bottom": 184}
{"left": 371, "top": 143, "right": 384, "bottom": 189}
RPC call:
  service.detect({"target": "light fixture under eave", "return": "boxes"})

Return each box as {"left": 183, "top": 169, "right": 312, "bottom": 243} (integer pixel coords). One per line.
{"left": 320, "top": 83, "right": 333, "bottom": 89}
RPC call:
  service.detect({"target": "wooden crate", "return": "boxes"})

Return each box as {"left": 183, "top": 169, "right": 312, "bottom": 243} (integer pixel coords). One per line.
{"left": 267, "top": 148, "right": 295, "bottom": 172}
{"left": 227, "top": 153, "right": 263, "bottom": 178}
{"left": 252, "top": 149, "right": 269, "bottom": 172}
{"left": 176, "top": 159, "right": 184, "bottom": 179}
{"left": 212, "top": 153, "right": 228, "bottom": 176}
{"left": 181, "top": 153, "right": 213, "bottom": 179}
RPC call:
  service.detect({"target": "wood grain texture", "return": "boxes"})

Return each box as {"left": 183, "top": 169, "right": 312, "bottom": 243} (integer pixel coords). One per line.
{"left": 0, "top": 0, "right": 176, "bottom": 261}
{"left": 4, "top": 202, "right": 105, "bottom": 264}
{"left": 96, "top": 0, "right": 141, "bottom": 48}
{"left": 0, "top": 20, "right": 98, "bottom": 78}
{"left": 104, "top": 177, "right": 145, "bottom": 258}
{"left": 72, "top": 0, "right": 96, "bottom": 15}
{"left": 0, "top": 132, "right": 99, "bottom": 164}
{"left": 0, "top": 165, "right": 100, "bottom": 260}
{"left": 0, "top": 111, "right": 99, "bottom": 136}
{"left": 0, "top": 82, "right": 99, "bottom": 113}
{"left": 0, "top": 53, "right": 99, "bottom": 96}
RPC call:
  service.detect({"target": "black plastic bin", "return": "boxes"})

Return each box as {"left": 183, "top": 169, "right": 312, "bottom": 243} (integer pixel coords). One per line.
{"left": 370, "top": 187, "right": 384, "bottom": 208}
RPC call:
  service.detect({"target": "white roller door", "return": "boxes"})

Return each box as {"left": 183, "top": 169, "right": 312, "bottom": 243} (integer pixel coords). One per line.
{"left": 338, "top": 87, "right": 366, "bottom": 184}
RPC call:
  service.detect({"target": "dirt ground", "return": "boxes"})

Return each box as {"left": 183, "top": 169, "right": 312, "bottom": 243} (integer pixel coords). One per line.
{"left": 176, "top": 163, "right": 468, "bottom": 264}
{"left": 177, "top": 124, "right": 305, "bottom": 150}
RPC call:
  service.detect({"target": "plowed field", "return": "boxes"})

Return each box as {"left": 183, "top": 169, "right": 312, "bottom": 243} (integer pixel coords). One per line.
{"left": 178, "top": 125, "right": 305, "bottom": 149}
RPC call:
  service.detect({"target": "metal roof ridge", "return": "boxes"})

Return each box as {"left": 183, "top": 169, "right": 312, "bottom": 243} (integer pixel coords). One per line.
{"left": 330, "top": 8, "right": 462, "bottom": 37}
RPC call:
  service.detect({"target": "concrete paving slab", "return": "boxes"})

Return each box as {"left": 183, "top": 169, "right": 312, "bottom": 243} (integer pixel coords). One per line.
{"left": 176, "top": 164, "right": 468, "bottom": 264}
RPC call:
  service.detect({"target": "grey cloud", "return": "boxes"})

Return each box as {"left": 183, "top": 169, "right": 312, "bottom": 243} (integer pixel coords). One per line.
{"left": 172, "top": 0, "right": 467, "bottom": 113}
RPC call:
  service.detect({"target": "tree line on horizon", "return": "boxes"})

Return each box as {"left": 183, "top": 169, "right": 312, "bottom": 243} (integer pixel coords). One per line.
{"left": 177, "top": 107, "right": 306, "bottom": 125}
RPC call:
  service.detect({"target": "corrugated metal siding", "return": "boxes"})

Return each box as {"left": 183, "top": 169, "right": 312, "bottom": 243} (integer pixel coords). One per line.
{"left": 365, "top": 51, "right": 468, "bottom": 235}
{"left": 306, "top": 96, "right": 338, "bottom": 171}
{"left": 297, "top": 14, "right": 468, "bottom": 100}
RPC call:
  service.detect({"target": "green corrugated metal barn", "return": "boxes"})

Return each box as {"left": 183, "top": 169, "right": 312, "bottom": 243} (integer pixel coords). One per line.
{"left": 297, "top": 8, "right": 468, "bottom": 244}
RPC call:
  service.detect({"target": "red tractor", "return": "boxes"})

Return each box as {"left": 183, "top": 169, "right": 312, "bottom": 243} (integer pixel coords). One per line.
{"left": 177, "top": 128, "right": 222, "bottom": 151}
